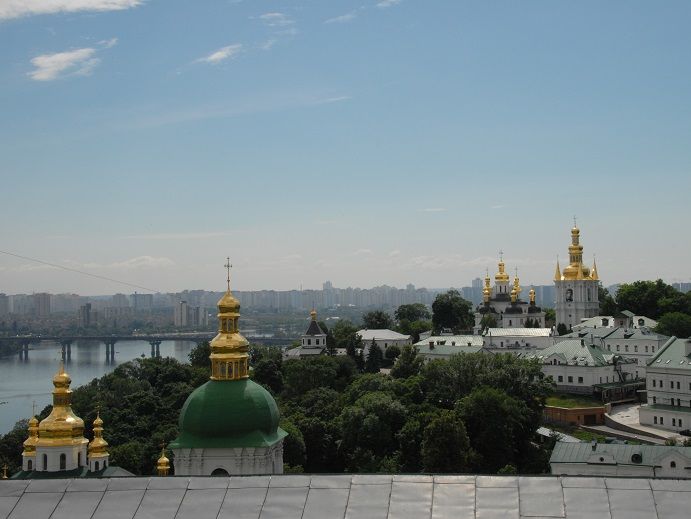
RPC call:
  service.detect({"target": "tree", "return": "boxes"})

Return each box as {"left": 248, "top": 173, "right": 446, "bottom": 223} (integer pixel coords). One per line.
{"left": 479, "top": 314, "right": 497, "bottom": 330}
{"left": 655, "top": 312, "right": 691, "bottom": 338}
{"left": 361, "top": 310, "right": 394, "bottom": 330}
{"left": 556, "top": 323, "right": 569, "bottom": 336}
{"left": 282, "top": 356, "right": 339, "bottom": 395}
{"left": 615, "top": 280, "right": 686, "bottom": 319}
{"left": 544, "top": 308, "right": 556, "bottom": 327}
{"left": 395, "top": 304, "right": 431, "bottom": 323}
{"left": 364, "top": 340, "right": 384, "bottom": 373}
{"left": 421, "top": 410, "right": 470, "bottom": 473}
{"left": 432, "top": 290, "right": 474, "bottom": 333}
{"left": 390, "top": 345, "right": 423, "bottom": 379}
{"left": 188, "top": 341, "right": 211, "bottom": 368}
{"left": 456, "top": 386, "right": 536, "bottom": 473}
{"left": 598, "top": 285, "right": 618, "bottom": 315}
{"left": 384, "top": 344, "right": 401, "bottom": 362}
{"left": 253, "top": 359, "right": 283, "bottom": 393}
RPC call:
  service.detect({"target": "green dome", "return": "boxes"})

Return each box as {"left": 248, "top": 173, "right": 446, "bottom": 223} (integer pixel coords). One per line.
{"left": 170, "top": 379, "right": 287, "bottom": 449}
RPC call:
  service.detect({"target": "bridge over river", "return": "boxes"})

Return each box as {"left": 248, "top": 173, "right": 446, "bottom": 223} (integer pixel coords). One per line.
{"left": 0, "top": 333, "right": 290, "bottom": 360}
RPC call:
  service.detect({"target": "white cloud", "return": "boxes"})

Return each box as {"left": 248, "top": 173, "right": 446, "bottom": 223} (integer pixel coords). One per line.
{"left": 325, "top": 12, "right": 357, "bottom": 24}
{"left": 29, "top": 47, "right": 99, "bottom": 81}
{"left": 0, "top": 0, "right": 142, "bottom": 20}
{"left": 376, "top": 0, "right": 401, "bottom": 8}
{"left": 259, "top": 12, "right": 294, "bottom": 27}
{"left": 196, "top": 44, "right": 243, "bottom": 65}
{"left": 259, "top": 39, "right": 277, "bottom": 51}
{"left": 28, "top": 38, "right": 117, "bottom": 81}
{"left": 99, "top": 37, "right": 118, "bottom": 48}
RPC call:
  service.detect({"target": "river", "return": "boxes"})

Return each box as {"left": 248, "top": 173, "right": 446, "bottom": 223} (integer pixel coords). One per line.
{"left": 0, "top": 340, "right": 198, "bottom": 434}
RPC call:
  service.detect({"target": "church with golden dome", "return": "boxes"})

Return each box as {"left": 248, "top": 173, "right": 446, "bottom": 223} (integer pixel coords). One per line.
{"left": 169, "top": 261, "right": 287, "bottom": 475}
{"left": 554, "top": 222, "right": 600, "bottom": 330}
{"left": 14, "top": 363, "right": 131, "bottom": 478}
{"left": 473, "top": 255, "right": 546, "bottom": 333}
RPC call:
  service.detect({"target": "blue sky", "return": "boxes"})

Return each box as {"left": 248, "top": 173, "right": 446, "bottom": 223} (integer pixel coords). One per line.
{"left": 1, "top": 1, "right": 690, "bottom": 295}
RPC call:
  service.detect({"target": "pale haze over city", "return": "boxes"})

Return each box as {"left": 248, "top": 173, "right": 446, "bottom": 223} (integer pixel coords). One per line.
{"left": 2, "top": 1, "right": 691, "bottom": 294}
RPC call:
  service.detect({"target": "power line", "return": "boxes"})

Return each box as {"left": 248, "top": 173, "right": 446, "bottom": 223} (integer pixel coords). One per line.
{"left": 0, "top": 249, "right": 158, "bottom": 293}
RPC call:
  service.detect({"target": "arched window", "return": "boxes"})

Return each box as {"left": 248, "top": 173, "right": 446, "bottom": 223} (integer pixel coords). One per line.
{"left": 42, "top": 454, "right": 47, "bottom": 471}
{"left": 95, "top": 461, "right": 100, "bottom": 471}
{"left": 60, "top": 453, "right": 66, "bottom": 470}
{"left": 211, "top": 468, "right": 229, "bottom": 476}
{"left": 671, "top": 461, "right": 677, "bottom": 468}
{"left": 78, "top": 452, "right": 82, "bottom": 466}
{"left": 27, "top": 460, "right": 32, "bottom": 471}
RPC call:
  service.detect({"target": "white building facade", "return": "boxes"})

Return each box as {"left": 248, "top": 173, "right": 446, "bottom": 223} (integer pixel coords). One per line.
{"left": 640, "top": 337, "right": 691, "bottom": 433}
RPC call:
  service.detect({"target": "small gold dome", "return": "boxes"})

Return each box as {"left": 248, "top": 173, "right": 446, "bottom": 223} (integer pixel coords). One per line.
{"left": 218, "top": 290, "right": 240, "bottom": 314}
{"left": 157, "top": 447, "right": 170, "bottom": 476}
{"left": 89, "top": 412, "right": 109, "bottom": 456}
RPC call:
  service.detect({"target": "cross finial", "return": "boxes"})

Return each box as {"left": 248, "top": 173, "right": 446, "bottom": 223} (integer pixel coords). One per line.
{"left": 573, "top": 215, "right": 577, "bottom": 228}
{"left": 32, "top": 400, "right": 36, "bottom": 417}
{"left": 224, "top": 257, "right": 232, "bottom": 292}
{"left": 515, "top": 267, "right": 519, "bottom": 277}
{"left": 499, "top": 250, "right": 504, "bottom": 262}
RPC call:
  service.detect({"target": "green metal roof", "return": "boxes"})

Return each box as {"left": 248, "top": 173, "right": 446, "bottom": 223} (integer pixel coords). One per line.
{"left": 11, "top": 466, "right": 132, "bottom": 480}
{"left": 527, "top": 339, "right": 616, "bottom": 367}
{"left": 647, "top": 337, "right": 691, "bottom": 370}
{"left": 170, "top": 379, "right": 287, "bottom": 449}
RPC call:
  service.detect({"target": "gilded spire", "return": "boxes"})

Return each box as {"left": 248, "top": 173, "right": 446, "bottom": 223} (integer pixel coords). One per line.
{"left": 157, "top": 445, "right": 170, "bottom": 476}
{"left": 483, "top": 269, "right": 491, "bottom": 303}
{"left": 591, "top": 256, "right": 599, "bottom": 281}
{"left": 210, "top": 259, "right": 249, "bottom": 381}
{"left": 554, "top": 258, "right": 562, "bottom": 281}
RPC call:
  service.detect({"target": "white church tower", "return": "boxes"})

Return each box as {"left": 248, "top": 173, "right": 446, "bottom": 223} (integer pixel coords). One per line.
{"left": 554, "top": 222, "right": 600, "bottom": 331}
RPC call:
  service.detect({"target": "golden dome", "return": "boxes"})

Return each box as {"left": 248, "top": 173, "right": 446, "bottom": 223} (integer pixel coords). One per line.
{"left": 22, "top": 416, "right": 39, "bottom": 457}
{"left": 510, "top": 287, "right": 517, "bottom": 303}
{"left": 210, "top": 262, "right": 250, "bottom": 381}
{"left": 218, "top": 290, "right": 240, "bottom": 314}
{"left": 88, "top": 413, "right": 109, "bottom": 457}
{"left": 310, "top": 309, "right": 317, "bottom": 321}
{"left": 37, "top": 364, "right": 87, "bottom": 448}
{"left": 157, "top": 446, "right": 170, "bottom": 476}
{"left": 529, "top": 288, "right": 536, "bottom": 305}
{"left": 560, "top": 224, "right": 593, "bottom": 281}
{"left": 495, "top": 260, "right": 510, "bottom": 283}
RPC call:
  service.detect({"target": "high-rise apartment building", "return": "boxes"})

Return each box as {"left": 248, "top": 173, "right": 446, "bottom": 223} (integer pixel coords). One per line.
{"left": 33, "top": 293, "right": 52, "bottom": 317}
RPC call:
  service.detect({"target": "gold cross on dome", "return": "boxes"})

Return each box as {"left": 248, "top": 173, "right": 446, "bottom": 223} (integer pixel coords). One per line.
{"left": 573, "top": 215, "right": 578, "bottom": 227}
{"left": 224, "top": 257, "right": 232, "bottom": 291}
{"left": 499, "top": 250, "right": 504, "bottom": 262}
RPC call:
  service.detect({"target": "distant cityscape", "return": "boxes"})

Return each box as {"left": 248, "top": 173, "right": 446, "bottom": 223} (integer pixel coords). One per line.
{"left": 1, "top": 280, "right": 689, "bottom": 328}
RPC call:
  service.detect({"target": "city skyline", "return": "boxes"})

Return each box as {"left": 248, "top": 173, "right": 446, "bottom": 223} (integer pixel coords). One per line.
{"left": 2, "top": 1, "right": 691, "bottom": 293}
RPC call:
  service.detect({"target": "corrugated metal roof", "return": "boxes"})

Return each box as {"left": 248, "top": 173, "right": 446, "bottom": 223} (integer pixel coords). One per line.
{"left": 414, "top": 335, "right": 484, "bottom": 347}
{"left": 526, "top": 339, "right": 613, "bottom": 367}
{"left": 648, "top": 337, "right": 691, "bottom": 370}
{"left": 3, "top": 474, "right": 690, "bottom": 518}
{"left": 550, "top": 441, "right": 691, "bottom": 467}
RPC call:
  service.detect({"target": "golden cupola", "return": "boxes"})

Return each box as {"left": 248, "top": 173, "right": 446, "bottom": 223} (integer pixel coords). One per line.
{"left": 495, "top": 258, "right": 510, "bottom": 283}
{"left": 561, "top": 225, "right": 592, "bottom": 280}
{"left": 157, "top": 446, "right": 170, "bottom": 476}
{"left": 483, "top": 270, "right": 491, "bottom": 303}
{"left": 36, "top": 363, "right": 87, "bottom": 447}
{"left": 210, "top": 258, "right": 249, "bottom": 381}
{"left": 529, "top": 288, "right": 536, "bottom": 305}
{"left": 22, "top": 416, "right": 39, "bottom": 458}
{"left": 512, "top": 270, "right": 521, "bottom": 299}
{"left": 88, "top": 413, "right": 109, "bottom": 457}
